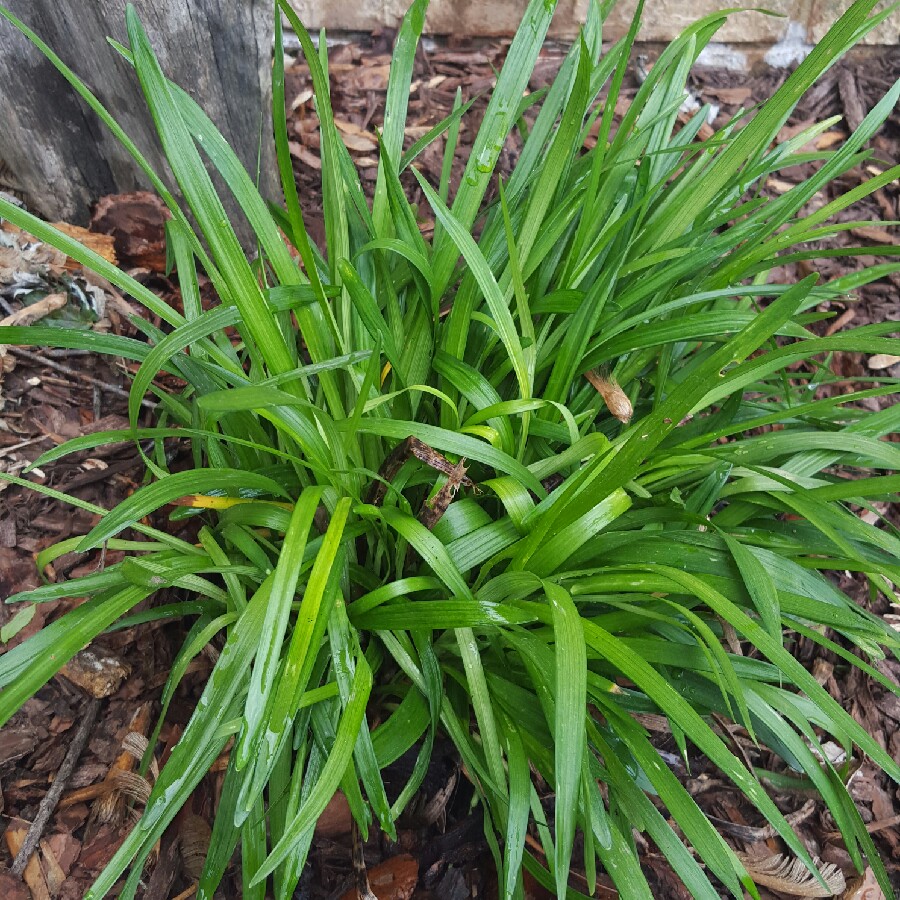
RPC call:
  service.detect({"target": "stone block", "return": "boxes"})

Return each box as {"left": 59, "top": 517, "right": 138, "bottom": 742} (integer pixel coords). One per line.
{"left": 806, "top": 0, "right": 899, "bottom": 44}
{"left": 286, "top": 0, "right": 899, "bottom": 45}
{"left": 602, "top": 0, "right": 814, "bottom": 43}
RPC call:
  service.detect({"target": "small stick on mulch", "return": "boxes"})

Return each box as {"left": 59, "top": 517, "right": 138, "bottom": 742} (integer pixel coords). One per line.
{"left": 170, "top": 888, "right": 197, "bottom": 900}
{"left": 824, "top": 812, "right": 900, "bottom": 839}
{"left": 8, "top": 346, "right": 157, "bottom": 410}
{"left": 11, "top": 696, "right": 102, "bottom": 876}
{"left": 706, "top": 799, "right": 817, "bottom": 843}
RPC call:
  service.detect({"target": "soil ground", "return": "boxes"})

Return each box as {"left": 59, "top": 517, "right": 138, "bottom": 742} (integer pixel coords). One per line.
{"left": 0, "top": 38, "right": 898, "bottom": 900}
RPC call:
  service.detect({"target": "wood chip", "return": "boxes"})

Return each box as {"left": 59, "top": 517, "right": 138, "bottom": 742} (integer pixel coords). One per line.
{"left": 38, "top": 839, "right": 67, "bottom": 895}
{"left": 843, "top": 867, "right": 886, "bottom": 900}
{"left": 288, "top": 141, "right": 321, "bottom": 170}
{"left": 0, "top": 871, "right": 31, "bottom": 900}
{"left": 356, "top": 64, "right": 391, "bottom": 91}
{"left": 5, "top": 819, "right": 52, "bottom": 900}
{"left": 838, "top": 68, "right": 866, "bottom": 133}
{"left": 50, "top": 222, "right": 117, "bottom": 267}
{"left": 0, "top": 292, "right": 67, "bottom": 328}
{"left": 290, "top": 88, "right": 313, "bottom": 110}
{"left": 768, "top": 177, "right": 797, "bottom": 193}
{"left": 337, "top": 129, "right": 378, "bottom": 153}
{"left": 58, "top": 646, "right": 130, "bottom": 698}
{"left": 823, "top": 307, "right": 855, "bottom": 337}
{"left": 851, "top": 225, "right": 897, "bottom": 245}
{"left": 706, "top": 85, "right": 752, "bottom": 104}
{"left": 815, "top": 130, "right": 846, "bottom": 149}
{"left": 868, "top": 354, "right": 900, "bottom": 370}
{"left": 315, "top": 790, "right": 352, "bottom": 838}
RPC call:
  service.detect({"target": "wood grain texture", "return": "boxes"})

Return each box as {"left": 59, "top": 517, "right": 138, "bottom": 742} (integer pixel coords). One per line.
{"left": 0, "top": 0, "right": 277, "bottom": 241}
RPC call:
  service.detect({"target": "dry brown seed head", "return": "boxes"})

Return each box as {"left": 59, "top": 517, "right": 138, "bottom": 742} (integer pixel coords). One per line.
{"left": 584, "top": 371, "right": 633, "bottom": 424}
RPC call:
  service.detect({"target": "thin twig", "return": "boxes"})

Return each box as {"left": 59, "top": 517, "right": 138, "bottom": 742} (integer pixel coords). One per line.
{"left": 11, "top": 696, "right": 102, "bottom": 876}
{"left": 825, "top": 813, "right": 900, "bottom": 840}
{"left": 0, "top": 435, "right": 50, "bottom": 459}
{"left": 8, "top": 347, "right": 157, "bottom": 410}
{"left": 705, "top": 799, "right": 816, "bottom": 844}
{"left": 170, "top": 887, "right": 197, "bottom": 900}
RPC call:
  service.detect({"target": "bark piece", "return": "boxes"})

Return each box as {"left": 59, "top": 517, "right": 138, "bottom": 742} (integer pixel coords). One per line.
{"left": 0, "top": 871, "right": 31, "bottom": 900}
{"left": 5, "top": 819, "right": 52, "bottom": 900}
{"left": 58, "top": 646, "right": 130, "bottom": 699}
{"left": 50, "top": 224, "right": 117, "bottom": 267}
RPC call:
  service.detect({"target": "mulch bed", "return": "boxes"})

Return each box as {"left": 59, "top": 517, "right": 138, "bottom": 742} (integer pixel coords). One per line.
{"left": 0, "top": 36, "right": 898, "bottom": 899}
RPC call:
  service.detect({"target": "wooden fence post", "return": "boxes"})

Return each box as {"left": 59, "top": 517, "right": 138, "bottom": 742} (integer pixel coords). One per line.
{"left": 0, "top": 1, "right": 277, "bottom": 238}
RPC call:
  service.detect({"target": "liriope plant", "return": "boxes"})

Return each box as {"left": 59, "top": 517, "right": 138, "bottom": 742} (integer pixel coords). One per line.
{"left": 1, "top": 0, "right": 899, "bottom": 897}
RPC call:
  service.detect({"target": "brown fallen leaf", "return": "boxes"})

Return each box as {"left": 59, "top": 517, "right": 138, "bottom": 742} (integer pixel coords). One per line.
{"left": 419, "top": 457, "right": 468, "bottom": 531}
{"left": 180, "top": 813, "right": 211, "bottom": 881}
{"left": 339, "top": 854, "right": 418, "bottom": 900}
{"left": 94, "top": 703, "right": 154, "bottom": 824}
{"left": 315, "top": 790, "right": 352, "bottom": 839}
{"left": 0, "top": 223, "right": 68, "bottom": 283}
{"left": 585, "top": 371, "right": 633, "bottom": 423}
{"left": 90, "top": 192, "right": 169, "bottom": 270}
{"left": 368, "top": 436, "right": 477, "bottom": 506}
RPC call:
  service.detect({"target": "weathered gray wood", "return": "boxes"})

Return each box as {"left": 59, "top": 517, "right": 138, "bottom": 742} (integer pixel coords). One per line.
{"left": 0, "top": 1, "right": 276, "bottom": 239}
